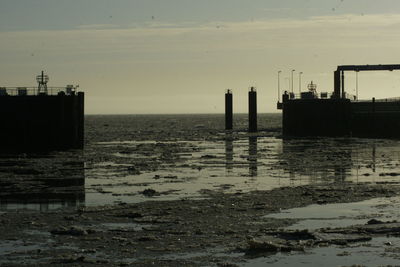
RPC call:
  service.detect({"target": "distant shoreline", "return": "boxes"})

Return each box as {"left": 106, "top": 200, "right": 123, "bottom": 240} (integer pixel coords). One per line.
{"left": 84, "top": 112, "right": 282, "bottom": 116}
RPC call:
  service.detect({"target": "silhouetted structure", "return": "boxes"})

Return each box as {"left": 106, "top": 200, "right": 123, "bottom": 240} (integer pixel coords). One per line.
{"left": 0, "top": 72, "right": 84, "bottom": 151}
{"left": 248, "top": 87, "right": 257, "bottom": 132}
{"left": 278, "top": 64, "right": 400, "bottom": 138}
{"left": 225, "top": 90, "right": 233, "bottom": 130}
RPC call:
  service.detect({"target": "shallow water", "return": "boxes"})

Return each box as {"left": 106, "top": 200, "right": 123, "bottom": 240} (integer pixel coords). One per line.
{"left": 241, "top": 236, "right": 400, "bottom": 267}
{"left": 265, "top": 196, "right": 400, "bottom": 230}
{"left": 2, "top": 113, "right": 400, "bottom": 210}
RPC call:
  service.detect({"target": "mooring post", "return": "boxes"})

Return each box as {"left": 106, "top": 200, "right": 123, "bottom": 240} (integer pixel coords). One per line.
{"left": 341, "top": 71, "right": 345, "bottom": 99}
{"left": 248, "top": 87, "right": 257, "bottom": 132}
{"left": 372, "top": 97, "right": 375, "bottom": 137}
{"left": 225, "top": 89, "right": 233, "bottom": 130}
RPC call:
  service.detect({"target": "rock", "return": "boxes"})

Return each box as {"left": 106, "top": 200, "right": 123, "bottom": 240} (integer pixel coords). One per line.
{"left": 367, "top": 219, "right": 384, "bottom": 225}
{"left": 53, "top": 255, "right": 86, "bottom": 264}
{"left": 314, "top": 233, "right": 372, "bottom": 244}
{"left": 50, "top": 226, "right": 88, "bottom": 236}
{"left": 336, "top": 251, "right": 351, "bottom": 256}
{"left": 64, "top": 216, "right": 76, "bottom": 221}
{"left": 137, "top": 236, "right": 157, "bottom": 242}
{"left": 164, "top": 175, "right": 178, "bottom": 179}
{"left": 128, "top": 166, "right": 141, "bottom": 175}
{"left": 142, "top": 188, "right": 157, "bottom": 197}
{"left": 247, "top": 239, "right": 281, "bottom": 252}
{"left": 195, "top": 229, "right": 203, "bottom": 235}
{"left": 125, "top": 212, "right": 143, "bottom": 219}
{"left": 112, "top": 237, "right": 128, "bottom": 242}
{"left": 201, "top": 155, "right": 217, "bottom": 159}
{"left": 217, "top": 263, "right": 239, "bottom": 267}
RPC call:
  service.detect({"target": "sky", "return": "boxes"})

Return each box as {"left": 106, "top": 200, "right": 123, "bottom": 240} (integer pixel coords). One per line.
{"left": 1, "top": 0, "right": 400, "bottom": 114}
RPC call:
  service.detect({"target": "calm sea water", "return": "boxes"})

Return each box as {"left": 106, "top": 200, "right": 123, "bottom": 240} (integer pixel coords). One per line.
{"left": 1, "top": 113, "right": 400, "bottom": 211}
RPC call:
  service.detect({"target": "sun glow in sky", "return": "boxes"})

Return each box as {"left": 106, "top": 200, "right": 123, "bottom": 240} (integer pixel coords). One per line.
{"left": 1, "top": 0, "right": 400, "bottom": 114}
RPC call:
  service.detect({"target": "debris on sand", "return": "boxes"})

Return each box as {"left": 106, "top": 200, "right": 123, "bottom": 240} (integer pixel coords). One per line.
{"left": 127, "top": 165, "right": 141, "bottom": 175}
{"left": 201, "top": 154, "right": 217, "bottom": 159}
{"left": 367, "top": 218, "right": 385, "bottom": 225}
{"left": 50, "top": 226, "right": 89, "bottom": 236}
{"left": 142, "top": 188, "right": 158, "bottom": 197}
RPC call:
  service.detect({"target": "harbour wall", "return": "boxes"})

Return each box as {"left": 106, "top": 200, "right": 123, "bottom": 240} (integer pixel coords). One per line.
{"left": 282, "top": 99, "right": 400, "bottom": 138}
{"left": 0, "top": 92, "right": 84, "bottom": 151}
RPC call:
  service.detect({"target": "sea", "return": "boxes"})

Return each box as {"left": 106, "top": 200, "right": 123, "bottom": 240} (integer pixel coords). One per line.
{"left": 1, "top": 113, "right": 400, "bottom": 211}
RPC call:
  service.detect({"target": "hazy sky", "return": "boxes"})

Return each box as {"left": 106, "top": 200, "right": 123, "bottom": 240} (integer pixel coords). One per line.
{"left": 1, "top": 0, "right": 400, "bottom": 114}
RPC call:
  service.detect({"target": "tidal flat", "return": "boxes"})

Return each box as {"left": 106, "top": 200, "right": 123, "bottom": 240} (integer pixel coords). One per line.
{"left": 2, "top": 114, "right": 400, "bottom": 266}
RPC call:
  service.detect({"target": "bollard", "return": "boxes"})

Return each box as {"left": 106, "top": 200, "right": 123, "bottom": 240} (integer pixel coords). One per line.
{"left": 225, "top": 89, "right": 233, "bottom": 130}
{"left": 248, "top": 87, "right": 257, "bottom": 132}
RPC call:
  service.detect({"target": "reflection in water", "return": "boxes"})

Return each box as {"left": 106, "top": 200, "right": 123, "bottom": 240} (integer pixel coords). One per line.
{"left": 225, "top": 135, "right": 233, "bottom": 173}
{"left": 249, "top": 136, "right": 257, "bottom": 177}
{"left": 372, "top": 142, "right": 376, "bottom": 173}
{"left": 0, "top": 153, "right": 85, "bottom": 211}
{"left": 279, "top": 138, "right": 353, "bottom": 183}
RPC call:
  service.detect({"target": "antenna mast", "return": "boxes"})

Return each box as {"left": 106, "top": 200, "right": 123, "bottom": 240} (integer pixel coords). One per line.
{"left": 36, "top": 71, "right": 49, "bottom": 95}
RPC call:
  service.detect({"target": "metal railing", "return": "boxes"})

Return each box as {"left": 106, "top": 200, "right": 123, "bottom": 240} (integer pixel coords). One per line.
{"left": 284, "top": 92, "right": 334, "bottom": 100}
{"left": 0, "top": 87, "right": 77, "bottom": 96}
{"left": 283, "top": 90, "right": 400, "bottom": 103}
{"left": 352, "top": 97, "right": 400, "bottom": 103}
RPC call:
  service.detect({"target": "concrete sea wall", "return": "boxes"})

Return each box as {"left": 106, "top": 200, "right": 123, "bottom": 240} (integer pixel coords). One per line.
{"left": 282, "top": 99, "right": 400, "bottom": 138}
{"left": 0, "top": 92, "right": 84, "bottom": 151}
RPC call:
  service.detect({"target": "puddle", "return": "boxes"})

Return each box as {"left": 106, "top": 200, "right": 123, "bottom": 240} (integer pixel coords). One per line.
{"left": 265, "top": 196, "right": 400, "bottom": 230}
{"left": 242, "top": 237, "right": 400, "bottom": 266}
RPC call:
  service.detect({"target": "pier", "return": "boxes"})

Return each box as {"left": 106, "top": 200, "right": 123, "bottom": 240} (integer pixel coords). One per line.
{"left": 0, "top": 72, "right": 84, "bottom": 152}
{"left": 278, "top": 64, "right": 400, "bottom": 138}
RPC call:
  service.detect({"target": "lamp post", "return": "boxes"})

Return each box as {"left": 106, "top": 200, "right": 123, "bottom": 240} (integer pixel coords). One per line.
{"left": 278, "top": 70, "right": 282, "bottom": 102}
{"left": 356, "top": 71, "right": 359, "bottom": 100}
{"left": 291, "top": 69, "right": 295, "bottom": 94}
{"left": 299, "top": 72, "right": 303, "bottom": 94}
{"left": 285, "top": 77, "right": 290, "bottom": 93}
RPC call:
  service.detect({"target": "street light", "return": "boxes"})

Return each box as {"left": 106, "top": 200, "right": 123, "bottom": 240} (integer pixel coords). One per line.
{"left": 278, "top": 70, "right": 282, "bottom": 102}
{"left": 285, "top": 77, "right": 290, "bottom": 93}
{"left": 299, "top": 72, "right": 303, "bottom": 94}
{"left": 291, "top": 69, "right": 295, "bottom": 94}
{"left": 356, "top": 71, "right": 359, "bottom": 100}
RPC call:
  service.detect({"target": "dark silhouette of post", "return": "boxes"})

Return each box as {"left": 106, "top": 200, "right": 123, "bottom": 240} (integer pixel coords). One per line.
{"left": 225, "top": 89, "right": 233, "bottom": 130}
{"left": 372, "top": 97, "right": 375, "bottom": 137}
{"left": 248, "top": 87, "right": 257, "bottom": 132}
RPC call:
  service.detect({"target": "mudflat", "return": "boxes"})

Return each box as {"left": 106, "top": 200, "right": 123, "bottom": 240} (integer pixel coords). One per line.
{"left": 1, "top": 183, "right": 399, "bottom": 266}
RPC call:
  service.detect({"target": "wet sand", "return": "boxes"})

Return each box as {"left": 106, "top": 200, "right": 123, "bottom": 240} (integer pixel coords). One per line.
{"left": 1, "top": 183, "right": 399, "bottom": 266}
{"left": 2, "top": 114, "right": 400, "bottom": 266}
